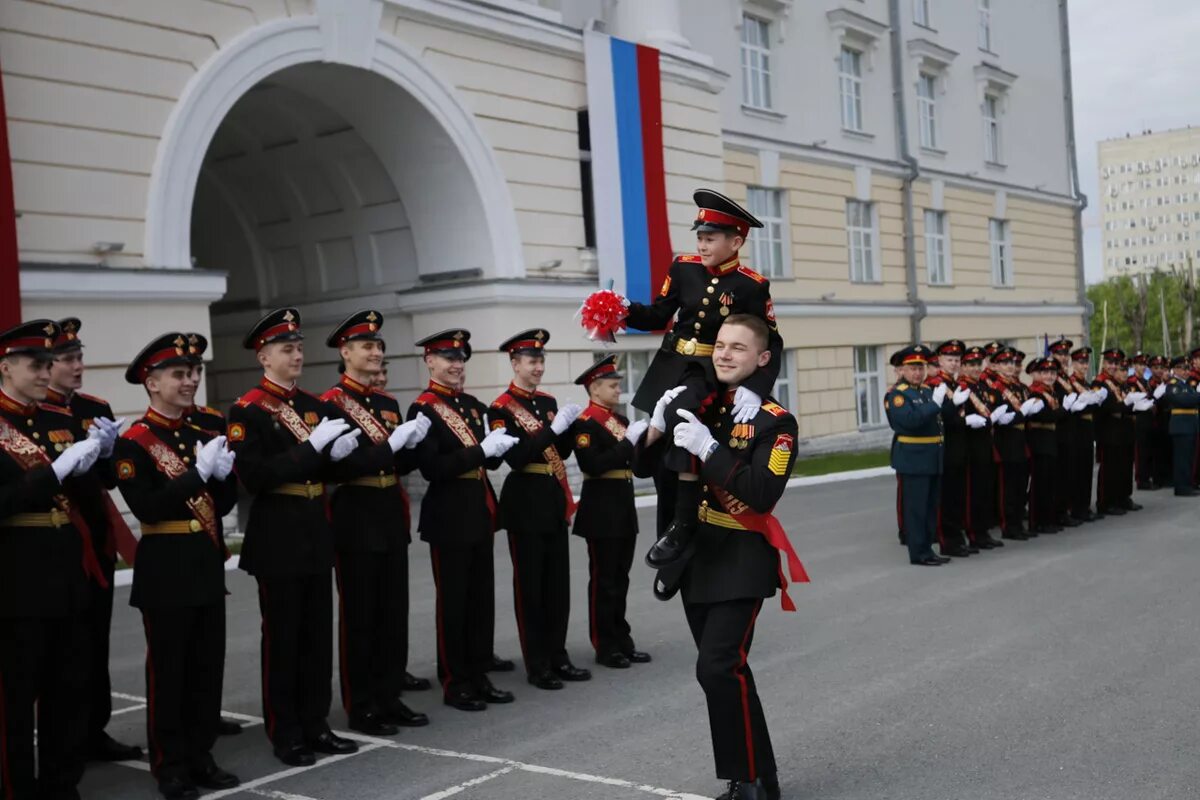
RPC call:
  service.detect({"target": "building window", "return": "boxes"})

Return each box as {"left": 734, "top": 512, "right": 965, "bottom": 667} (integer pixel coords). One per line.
{"left": 577, "top": 109, "right": 596, "bottom": 249}
{"left": 989, "top": 218, "right": 1013, "bottom": 286}
{"left": 838, "top": 47, "right": 864, "bottom": 132}
{"left": 600, "top": 350, "right": 654, "bottom": 423}
{"left": 914, "top": 0, "right": 931, "bottom": 27}
{"left": 772, "top": 350, "right": 795, "bottom": 411}
{"left": 924, "top": 210, "right": 950, "bottom": 284}
{"left": 978, "top": 0, "right": 992, "bottom": 51}
{"left": 983, "top": 94, "right": 1001, "bottom": 163}
{"left": 917, "top": 73, "right": 938, "bottom": 150}
{"left": 747, "top": 187, "right": 787, "bottom": 278}
{"left": 846, "top": 200, "right": 878, "bottom": 283}
{"left": 854, "top": 346, "right": 884, "bottom": 428}
{"left": 741, "top": 15, "right": 772, "bottom": 110}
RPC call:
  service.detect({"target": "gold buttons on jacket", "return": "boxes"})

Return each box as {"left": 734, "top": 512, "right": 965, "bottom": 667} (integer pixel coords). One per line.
{"left": 702, "top": 298, "right": 710, "bottom": 306}
{"left": 707, "top": 286, "right": 715, "bottom": 294}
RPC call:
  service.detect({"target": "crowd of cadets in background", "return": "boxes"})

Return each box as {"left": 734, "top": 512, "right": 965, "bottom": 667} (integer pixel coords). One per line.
{"left": 885, "top": 338, "right": 1200, "bottom": 566}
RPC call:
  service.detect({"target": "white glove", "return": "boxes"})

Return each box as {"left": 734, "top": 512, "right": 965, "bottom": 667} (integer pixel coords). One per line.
{"left": 1000, "top": 411, "right": 1016, "bottom": 425}
{"left": 51, "top": 438, "right": 101, "bottom": 482}
{"left": 389, "top": 417, "right": 428, "bottom": 453}
{"left": 1134, "top": 398, "right": 1155, "bottom": 412}
{"left": 194, "top": 436, "right": 224, "bottom": 482}
{"left": 965, "top": 414, "right": 988, "bottom": 429}
{"left": 650, "top": 385, "right": 687, "bottom": 432}
{"left": 329, "top": 429, "right": 362, "bottom": 462}
{"left": 551, "top": 403, "right": 584, "bottom": 435}
{"left": 1124, "top": 391, "right": 1146, "bottom": 407}
{"left": 481, "top": 426, "right": 519, "bottom": 458}
{"left": 308, "top": 417, "right": 351, "bottom": 452}
{"left": 213, "top": 442, "right": 236, "bottom": 480}
{"left": 404, "top": 413, "right": 432, "bottom": 449}
{"left": 673, "top": 409, "right": 718, "bottom": 460}
{"left": 624, "top": 419, "right": 650, "bottom": 443}
{"left": 1069, "top": 396, "right": 1088, "bottom": 413}
{"left": 1064, "top": 393, "right": 1078, "bottom": 409}
{"left": 1019, "top": 398, "right": 1040, "bottom": 416}
{"left": 732, "top": 386, "right": 762, "bottom": 424}
{"left": 86, "top": 417, "right": 125, "bottom": 458}
{"left": 989, "top": 404, "right": 1009, "bottom": 424}
{"left": 1030, "top": 398, "right": 1045, "bottom": 415}
{"left": 931, "top": 383, "right": 948, "bottom": 406}
{"left": 1154, "top": 383, "right": 1167, "bottom": 400}
{"left": 952, "top": 387, "right": 971, "bottom": 407}
{"left": 1096, "top": 387, "right": 1109, "bottom": 403}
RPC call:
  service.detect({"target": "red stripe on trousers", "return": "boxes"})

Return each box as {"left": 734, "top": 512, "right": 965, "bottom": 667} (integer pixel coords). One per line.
{"left": 335, "top": 555, "right": 352, "bottom": 714}
{"left": 430, "top": 547, "right": 453, "bottom": 692}
{"left": 587, "top": 540, "right": 599, "bottom": 653}
{"left": 506, "top": 533, "right": 530, "bottom": 667}
{"left": 736, "top": 601, "right": 763, "bottom": 782}
{"left": 143, "top": 617, "right": 162, "bottom": 773}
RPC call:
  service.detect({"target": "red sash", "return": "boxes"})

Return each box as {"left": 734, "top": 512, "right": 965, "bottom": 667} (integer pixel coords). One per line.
{"left": 710, "top": 484, "right": 809, "bottom": 612}
{"left": 325, "top": 388, "right": 411, "bottom": 522}
{"left": 422, "top": 394, "right": 497, "bottom": 528}
{"left": 579, "top": 402, "right": 627, "bottom": 441}
{"left": 0, "top": 416, "right": 107, "bottom": 588}
{"left": 126, "top": 423, "right": 226, "bottom": 557}
{"left": 241, "top": 387, "right": 312, "bottom": 441}
{"left": 501, "top": 398, "right": 577, "bottom": 521}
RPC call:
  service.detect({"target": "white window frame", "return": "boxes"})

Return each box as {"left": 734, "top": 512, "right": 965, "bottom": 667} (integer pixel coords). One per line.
{"left": 846, "top": 200, "right": 880, "bottom": 283}
{"left": 599, "top": 350, "right": 654, "bottom": 423}
{"left": 983, "top": 93, "right": 1002, "bottom": 164}
{"left": 914, "top": 0, "right": 931, "bottom": 27}
{"left": 746, "top": 187, "right": 788, "bottom": 279}
{"left": 772, "top": 350, "right": 796, "bottom": 412}
{"left": 854, "top": 345, "right": 886, "bottom": 429}
{"left": 741, "top": 15, "right": 773, "bottom": 111}
{"left": 924, "top": 209, "right": 951, "bottom": 285}
{"left": 989, "top": 218, "right": 1013, "bottom": 287}
{"left": 978, "top": 0, "right": 993, "bottom": 51}
{"left": 917, "top": 73, "right": 938, "bottom": 150}
{"left": 838, "top": 47, "right": 864, "bottom": 132}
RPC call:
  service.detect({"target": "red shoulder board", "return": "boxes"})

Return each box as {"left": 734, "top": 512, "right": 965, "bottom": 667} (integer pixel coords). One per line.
{"left": 77, "top": 391, "right": 109, "bottom": 406}
{"left": 490, "top": 392, "right": 513, "bottom": 409}
{"left": 235, "top": 387, "right": 268, "bottom": 408}
{"left": 762, "top": 402, "right": 787, "bottom": 417}
{"left": 414, "top": 392, "right": 438, "bottom": 406}
{"left": 37, "top": 402, "right": 73, "bottom": 418}
{"left": 737, "top": 265, "right": 767, "bottom": 284}
{"left": 120, "top": 421, "right": 148, "bottom": 441}
{"left": 123, "top": 422, "right": 157, "bottom": 448}
{"left": 319, "top": 387, "right": 343, "bottom": 403}
{"left": 577, "top": 406, "right": 597, "bottom": 422}
{"left": 196, "top": 404, "right": 223, "bottom": 417}
{"left": 677, "top": 254, "right": 702, "bottom": 263}
{"left": 926, "top": 376, "right": 944, "bottom": 387}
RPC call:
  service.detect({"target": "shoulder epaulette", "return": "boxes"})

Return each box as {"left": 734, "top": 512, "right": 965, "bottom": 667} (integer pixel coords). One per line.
{"left": 414, "top": 392, "right": 437, "bottom": 406}
{"left": 737, "top": 265, "right": 767, "bottom": 284}
{"left": 577, "top": 407, "right": 597, "bottom": 422}
{"left": 37, "top": 402, "right": 73, "bottom": 417}
{"left": 319, "top": 387, "right": 342, "bottom": 403}
{"left": 76, "top": 391, "right": 109, "bottom": 406}
{"left": 186, "top": 423, "right": 207, "bottom": 434}
{"left": 677, "top": 254, "right": 702, "bottom": 263}
{"left": 926, "top": 375, "right": 943, "bottom": 387}
{"left": 122, "top": 421, "right": 155, "bottom": 446}
{"left": 235, "top": 387, "right": 267, "bottom": 408}
{"left": 490, "top": 392, "right": 513, "bottom": 409}
{"left": 895, "top": 382, "right": 909, "bottom": 391}
{"left": 195, "top": 404, "right": 223, "bottom": 417}
{"left": 761, "top": 402, "right": 787, "bottom": 417}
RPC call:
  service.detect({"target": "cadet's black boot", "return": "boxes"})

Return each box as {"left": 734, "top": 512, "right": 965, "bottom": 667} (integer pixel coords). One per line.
{"left": 645, "top": 478, "right": 701, "bottom": 568}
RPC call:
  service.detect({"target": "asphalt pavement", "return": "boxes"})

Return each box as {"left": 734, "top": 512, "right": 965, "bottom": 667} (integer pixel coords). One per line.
{"left": 80, "top": 474, "right": 1200, "bottom": 800}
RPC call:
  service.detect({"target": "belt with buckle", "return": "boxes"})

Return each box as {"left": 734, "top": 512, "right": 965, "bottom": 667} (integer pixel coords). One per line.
{"left": 585, "top": 469, "right": 633, "bottom": 480}
{"left": 1028, "top": 422, "right": 1057, "bottom": 431}
{"left": 343, "top": 473, "right": 399, "bottom": 489}
{"left": 1172, "top": 409, "right": 1199, "bottom": 416}
{"left": 520, "top": 464, "right": 555, "bottom": 476}
{"left": 141, "top": 519, "right": 204, "bottom": 535}
{"left": 672, "top": 336, "right": 714, "bottom": 357}
{"left": 456, "top": 469, "right": 483, "bottom": 480}
{"left": 697, "top": 503, "right": 747, "bottom": 530}
{"left": 270, "top": 482, "right": 325, "bottom": 500}
{"left": 1, "top": 509, "right": 70, "bottom": 528}
{"left": 896, "top": 435, "right": 943, "bottom": 444}
{"left": 1081, "top": 413, "right": 1093, "bottom": 421}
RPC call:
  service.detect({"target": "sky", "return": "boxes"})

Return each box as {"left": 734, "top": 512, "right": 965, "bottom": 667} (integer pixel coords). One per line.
{"left": 1069, "top": 0, "right": 1200, "bottom": 284}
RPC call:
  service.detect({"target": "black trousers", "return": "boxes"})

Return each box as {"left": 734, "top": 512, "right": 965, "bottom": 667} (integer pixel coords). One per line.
{"left": 335, "top": 547, "right": 409, "bottom": 717}
{"left": 965, "top": 454, "right": 996, "bottom": 540}
{"left": 937, "top": 461, "right": 967, "bottom": 550}
{"left": 1172, "top": 434, "right": 1195, "bottom": 492}
{"left": 141, "top": 602, "right": 224, "bottom": 780}
{"left": 1134, "top": 416, "right": 1154, "bottom": 485}
{"left": 1097, "top": 443, "right": 1133, "bottom": 510}
{"left": 506, "top": 527, "right": 571, "bottom": 676}
{"left": 1152, "top": 428, "right": 1173, "bottom": 486}
{"left": 1028, "top": 454, "right": 1057, "bottom": 529}
{"left": 997, "top": 460, "right": 1028, "bottom": 534}
{"left": 1072, "top": 435, "right": 1095, "bottom": 516}
{"left": 87, "top": 554, "right": 116, "bottom": 743}
{"left": 430, "top": 540, "right": 495, "bottom": 698}
{"left": 684, "top": 598, "right": 775, "bottom": 783}
{"left": 255, "top": 573, "right": 332, "bottom": 747}
{"left": 1054, "top": 433, "right": 1075, "bottom": 518}
{"left": 898, "top": 473, "right": 939, "bottom": 562}
{"left": 0, "top": 613, "right": 89, "bottom": 800}
{"left": 585, "top": 537, "right": 636, "bottom": 657}
{"left": 652, "top": 466, "right": 678, "bottom": 538}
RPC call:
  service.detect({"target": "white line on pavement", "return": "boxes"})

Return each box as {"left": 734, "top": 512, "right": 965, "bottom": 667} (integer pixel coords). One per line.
{"left": 109, "top": 703, "right": 146, "bottom": 717}
{"left": 249, "top": 789, "right": 328, "bottom": 800}
{"left": 417, "top": 765, "right": 516, "bottom": 800}
{"left": 201, "top": 743, "right": 386, "bottom": 800}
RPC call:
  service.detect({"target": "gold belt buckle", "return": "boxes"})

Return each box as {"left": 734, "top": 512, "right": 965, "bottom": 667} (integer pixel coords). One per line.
{"left": 50, "top": 508, "right": 68, "bottom": 527}
{"left": 189, "top": 519, "right": 202, "bottom": 533}
{"left": 682, "top": 338, "right": 697, "bottom": 356}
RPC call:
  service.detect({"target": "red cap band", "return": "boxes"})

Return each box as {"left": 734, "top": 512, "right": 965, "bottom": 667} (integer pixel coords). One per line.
{"left": 695, "top": 208, "right": 749, "bottom": 237}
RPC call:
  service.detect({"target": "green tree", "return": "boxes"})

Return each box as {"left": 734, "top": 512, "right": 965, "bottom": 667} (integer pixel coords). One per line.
{"left": 1088, "top": 265, "right": 1193, "bottom": 356}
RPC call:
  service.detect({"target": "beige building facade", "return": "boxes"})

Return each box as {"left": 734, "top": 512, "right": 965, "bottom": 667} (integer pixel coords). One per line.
{"left": 1, "top": 0, "right": 1086, "bottom": 454}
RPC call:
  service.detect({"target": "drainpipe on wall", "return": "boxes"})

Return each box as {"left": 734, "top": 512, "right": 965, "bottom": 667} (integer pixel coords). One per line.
{"left": 887, "top": 0, "right": 923, "bottom": 344}
{"left": 1058, "top": 0, "right": 1091, "bottom": 344}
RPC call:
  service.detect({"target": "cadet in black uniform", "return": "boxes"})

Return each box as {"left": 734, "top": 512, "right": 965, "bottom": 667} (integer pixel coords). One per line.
{"left": 0, "top": 320, "right": 106, "bottom": 800}
{"left": 1067, "top": 348, "right": 1099, "bottom": 521}
{"left": 1048, "top": 339, "right": 1083, "bottom": 529}
{"left": 988, "top": 349, "right": 1038, "bottom": 540}
{"left": 1128, "top": 353, "right": 1159, "bottom": 491}
{"left": 42, "top": 317, "right": 144, "bottom": 762}
{"left": 180, "top": 333, "right": 227, "bottom": 437}
{"left": 1026, "top": 358, "right": 1065, "bottom": 534}
{"left": 489, "top": 330, "right": 589, "bottom": 690}
{"left": 320, "top": 311, "right": 431, "bottom": 735}
{"left": 569, "top": 355, "right": 651, "bottom": 669}
{"left": 407, "top": 330, "right": 519, "bottom": 711}
{"left": 1164, "top": 356, "right": 1200, "bottom": 496}
{"left": 227, "top": 308, "right": 361, "bottom": 766}
{"left": 958, "top": 347, "right": 1003, "bottom": 549}
{"left": 114, "top": 333, "right": 241, "bottom": 798}
{"left": 1148, "top": 355, "right": 1173, "bottom": 489}
{"left": 1092, "top": 348, "right": 1141, "bottom": 516}
{"left": 928, "top": 340, "right": 975, "bottom": 557}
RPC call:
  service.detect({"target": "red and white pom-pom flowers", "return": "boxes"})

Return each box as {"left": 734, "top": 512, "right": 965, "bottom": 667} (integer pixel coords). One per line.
{"left": 578, "top": 289, "right": 629, "bottom": 342}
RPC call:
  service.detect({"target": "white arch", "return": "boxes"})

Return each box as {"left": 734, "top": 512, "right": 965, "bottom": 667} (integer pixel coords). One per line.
{"left": 144, "top": 16, "right": 525, "bottom": 279}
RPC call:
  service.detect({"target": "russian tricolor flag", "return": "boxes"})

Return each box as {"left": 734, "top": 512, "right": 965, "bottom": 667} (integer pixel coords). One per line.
{"left": 584, "top": 29, "right": 673, "bottom": 305}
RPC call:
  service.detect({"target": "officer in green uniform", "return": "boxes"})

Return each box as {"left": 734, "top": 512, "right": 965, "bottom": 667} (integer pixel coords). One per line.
{"left": 1164, "top": 355, "right": 1200, "bottom": 496}
{"left": 885, "top": 345, "right": 949, "bottom": 566}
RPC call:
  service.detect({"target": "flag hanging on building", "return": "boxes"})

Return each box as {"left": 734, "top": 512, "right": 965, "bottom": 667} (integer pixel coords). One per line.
{"left": 583, "top": 29, "right": 672, "bottom": 306}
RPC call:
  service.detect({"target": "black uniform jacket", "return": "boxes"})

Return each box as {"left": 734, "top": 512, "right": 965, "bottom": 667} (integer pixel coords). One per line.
{"left": 407, "top": 381, "right": 502, "bottom": 546}
{"left": 322, "top": 375, "right": 418, "bottom": 552}
{"left": 624, "top": 255, "right": 783, "bottom": 412}
{"left": 1092, "top": 373, "right": 1134, "bottom": 446}
{"left": 958, "top": 376, "right": 996, "bottom": 461}
{"left": 927, "top": 371, "right": 967, "bottom": 466}
{"left": 228, "top": 377, "right": 338, "bottom": 578}
{"left": 186, "top": 403, "right": 227, "bottom": 436}
{"left": 114, "top": 408, "right": 238, "bottom": 608}
{"left": 570, "top": 402, "right": 637, "bottom": 540}
{"left": 1026, "top": 382, "right": 1064, "bottom": 457}
{"left": 489, "top": 384, "right": 574, "bottom": 533}
{"left": 45, "top": 388, "right": 119, "bottom": 559}
{"left": 987, "top": 375, "right": 1029, "bottom": 463}
{"left": 0, "top": 392, "right": 93, "bottom": 618}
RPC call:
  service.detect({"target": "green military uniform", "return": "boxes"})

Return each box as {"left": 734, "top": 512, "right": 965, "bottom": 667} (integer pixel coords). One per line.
{"left": 1164, "top": 358, "right": 1200, "bottom": 496}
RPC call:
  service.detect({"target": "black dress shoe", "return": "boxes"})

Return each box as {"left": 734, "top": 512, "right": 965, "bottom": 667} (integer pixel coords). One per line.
{"left": 488, "top": 654, "right": 515, "bottom": 672}
{"left": 190, "top": 763, "right": 239, "bottom": 790}
{"left": 157, "top": 776, "right": 199, "bottom": 800}
{"left": 910, "top": 556, "right": 943, "bottom": 566}
{"left": 596, "top": 652, "right": 632, "bottom": 669}
{"left": 444, "top": 690, "right": 487, "bottom": 711}
{"left": 553, "top": 663, "right": 592, "bottom": 682}
{"left": 715, "top": 777, "right": 776, "bottom": 800}
{"left": 382, "top": 699, "right": 430, "bottom": 727}
{"left": 1176, "top": 488, "right": 1200, "bottom": 497}
{"left": 965, "top": 543, "right": 981, "bottom": 553}
{"left": 624, "top": 649, "right": 652, "bottom": 663}
{"left": 306, "top": 730, "right": 359, "bottom": 755}
{"left": 644, "top": 524, "right": 692, "bottom": 569}
{"left": 1099, "top": 505, "right": 1125, "bottom": 516}
{"left": 348, "top": 710, "right": 399, "bottom": 736}
{"left": 1123, "top": 501, "right": 1143, "bottom": 511}
{"left": 1073, "top": 511, "right": 1098, "bottom": 522}
{"left": 273, "top": 743, "right": 316, "bottom": 766}
{"left": 477, "top": 681, "right": 515, "bottom": 704}
{"left": 1058, "top": 515, "right": 1081, "bottom": 528}
{"left": 89, "top": 732, "right": 143, "bottom": 762}
{"left": 940, "top": 546, "right": 970, "bottom": 557}
{"left": 217, "top": 718, "right": 243, "bottom": 736}
{"left": 529, "top": 669, "right": 565, "bottom": 689}
{"left": 403, "top": 672, "right": 432, "bottom": 691}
